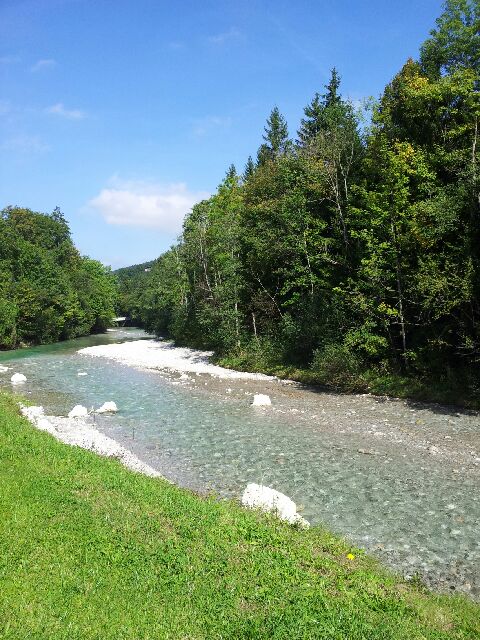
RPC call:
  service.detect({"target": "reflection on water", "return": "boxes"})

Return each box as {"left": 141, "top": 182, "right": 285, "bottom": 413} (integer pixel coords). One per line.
{"left": 1, "top": 328, "right": 479, "bottom": 598}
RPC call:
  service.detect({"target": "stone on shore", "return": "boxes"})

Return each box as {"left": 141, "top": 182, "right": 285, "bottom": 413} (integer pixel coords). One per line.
{"left": 252, "top": 394, "right": 271, "bottom": 406}
{"left": 68, "top": 405, "right": 89, "bottom": 418}
{"left": 10, "top": 373, "right": 27, "bottom": 384}
{"left": 0, "top": 365, "right": 9, "bottom": 373}
{"left": 96, "top": 401, "right": 118, "bottom": 414}
{"left": 241, "top": 483, "right": 309, "bottom": 528}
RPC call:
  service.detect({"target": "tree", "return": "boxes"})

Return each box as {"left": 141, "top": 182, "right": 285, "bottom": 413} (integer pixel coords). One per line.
{"left": 297, "top": 92, "right": 323, "bottom": 146}
{"left": 420, "top": 0, "right": 480, "bottom": 79}
{"left": 260, "top": 106, "right": 291, "bottom": 162}
{"left": 297, "top": 68, "right": 344, "bottom": 146}
{"left": 243, "top": 155, "right": 255, "bottom": 181}
{"left": 0, "top": 206, "right": 117, "bottom": 348}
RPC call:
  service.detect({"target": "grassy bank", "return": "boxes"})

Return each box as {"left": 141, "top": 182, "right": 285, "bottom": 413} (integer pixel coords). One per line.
{"left": 1, "top": 392, "right": 478, "bottom": 639}
{"left": 215, "top": 348, "right": 480, "bottom": 410}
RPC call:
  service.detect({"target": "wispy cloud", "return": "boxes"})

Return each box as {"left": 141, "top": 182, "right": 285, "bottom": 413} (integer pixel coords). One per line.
{"left": 45, "top": 102, "right": 86, "bottom": 120}
{"left": 88, "top": 178, "right": 209, "bottom": 232}
{"left": 1, "top": 134, "right": 50, "bottom": 154}
{"left": 192, "top": 115, "right": 232, "bottom": 137}
{"left": 207, "top": 27, "right": 242, "bottom": 45}
{"left": 31, "top": 58, "right": 56, "bottom": 72}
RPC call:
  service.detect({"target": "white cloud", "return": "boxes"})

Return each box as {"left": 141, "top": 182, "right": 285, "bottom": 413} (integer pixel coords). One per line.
{"left": 31, "top": 58, "right": 56, "bottom": 72}
{"left": 207, "top": 28, "right": 241, "bottom": 45}
{"left": 89, "top": 179, "right": 210, "bottom": 232}
{"left": 192, "top": 115, "right": 232, "bottom": 137}
{"left": 45, "top": 102, "right": 86, "bottom": 120}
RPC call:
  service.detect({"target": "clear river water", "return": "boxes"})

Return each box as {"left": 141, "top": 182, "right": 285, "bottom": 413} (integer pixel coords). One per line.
{"left": 1, "top": 328, "right": 479, "bottom": 599}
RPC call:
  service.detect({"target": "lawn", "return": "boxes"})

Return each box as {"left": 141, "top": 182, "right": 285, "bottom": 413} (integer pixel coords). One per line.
{"left": 0, "top": 391, "right": 478, "bottom": 639}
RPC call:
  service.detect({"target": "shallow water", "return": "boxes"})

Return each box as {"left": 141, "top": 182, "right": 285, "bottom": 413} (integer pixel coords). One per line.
{"left": 1, "top": 328, "right": 479, "bottom": 598}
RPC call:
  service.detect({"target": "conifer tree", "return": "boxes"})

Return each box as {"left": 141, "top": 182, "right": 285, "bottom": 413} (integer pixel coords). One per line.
{"left": 297, "top": 68, "right": 343, "bottom": 146}
{"left": 243, "top": 156, "right": 255, "bottom": 181}
{"left": 297, "top": 93, "right": 323, "bottom": 146}
{"left": 261, "top": 106, "right": 290, "bottom": 161}
{"left": 226, "top": 164, "right": 237, "bottom": 180}
{"left": 324, "top": 67, "right": 341, "bottom": 106}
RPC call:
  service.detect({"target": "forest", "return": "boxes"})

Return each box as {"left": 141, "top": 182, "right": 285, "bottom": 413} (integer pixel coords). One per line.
{"left": 0, "top": 206, "right": 117, "bottom": 348}
{"left": 118, "top": 1, "right": 480, "bottom": 405}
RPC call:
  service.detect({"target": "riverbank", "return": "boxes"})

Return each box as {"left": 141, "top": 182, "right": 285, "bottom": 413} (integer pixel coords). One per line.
{"left": 20, "top": 404, "right": 162, "bottom": 478}
{"left": 1, "top": 391, "right": 479, "bottom": 639}
{"left": 2, "top": 331, "right": 479, "bottom": 597}
{"left": 213, "top": 349, "right": 480, "bottom": 411}
{"left": 78, "top": 338, "right": 275, "bottom": 380}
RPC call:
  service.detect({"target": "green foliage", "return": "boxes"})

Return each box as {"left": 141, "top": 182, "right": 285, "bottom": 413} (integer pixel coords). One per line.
{"left": 311, "top": 343, "right": 364, "bottom": 389}
{"left": 114, "top": 260, "right": 155, "bottom": 324}
{"left": 259, "top": 106, "right": 291, "bottom": 163}
{"left": 420, "top": 0, "right": 480, "bottom": 78}
{"left": 118, "top": 1, "right": 480, "bottom": 406}
{"left": 0, "top": 206, "right": 117, "bottom": 348}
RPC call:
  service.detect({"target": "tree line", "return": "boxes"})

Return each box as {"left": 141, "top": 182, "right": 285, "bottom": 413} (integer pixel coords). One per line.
{"left": 111, "top": 2, "right": 480, "bottom": 404}
{"left": 0, "top": 206, "right": 117, "bottom": 348}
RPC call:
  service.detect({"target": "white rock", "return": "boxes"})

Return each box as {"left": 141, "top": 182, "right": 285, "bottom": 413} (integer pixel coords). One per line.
{"left": 241, "top": 483, "right": 309, "bottom": 528}
{"left": 19, "top": 404, "right": 162, "bottom": 478}
{"left": 28, "top": 406, "right": 44, "bottom": 419}
{"left": 96, "top": 401, "right": 118, "bottom": 414}
{"left": 11, "top": 373, "right": 27, "bottom": 384}
{"left": 251, "top": 394, "right": 271, "bottom": 406}
{"left": 37, "top": 417, "right": 55, "bottom": 431}
{"left": 68, "top": 405, "right": 89, "bottom": 418}
{"left": 78, "top": 339, "right": 275, "bottom": 380}
{"left": 0, "top": 365, "right": 9, "bottom": 373}
{"left": 77, "top": 372, "right": 88, "bottom": 377}
{"left": 179, "top": 373, "right": 190, "bottom": 381}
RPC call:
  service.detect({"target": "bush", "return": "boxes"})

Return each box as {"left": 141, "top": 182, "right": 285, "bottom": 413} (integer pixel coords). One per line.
{"left": 310, "top": 343, "right": 364, "bottom": 389}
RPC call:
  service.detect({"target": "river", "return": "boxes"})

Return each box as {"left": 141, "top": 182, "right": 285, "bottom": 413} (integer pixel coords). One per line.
{"left": 1, "top": 328, "right": 479, "bottom": 598}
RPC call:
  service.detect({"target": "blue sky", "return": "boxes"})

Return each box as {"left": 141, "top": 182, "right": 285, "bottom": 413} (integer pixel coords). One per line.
{"left": 1, "top": 0, "right": 443, "bottom": 269}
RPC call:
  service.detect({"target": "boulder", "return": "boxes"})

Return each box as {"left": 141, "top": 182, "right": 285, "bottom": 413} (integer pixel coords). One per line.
{"left": 96, "top": 401, "right": 118, "bottom": 414}
{"left": 241, "top": 483, "right": 309, "bottom": 528}
{"left": 0, "top": 365, "right": 9, "bottom": 373}
{"left": 68, "top": 405, "right": 89, "bottom": 419}
{"left": 28, "top": 406, "right": 44, "bottom": 419}
{"left": 37, "top": 417, "right": 55, "bottom": 432}
{"left": 10, "top": 373, "right": 27, "bottom": 384}
{"left": 251, "top": 394, "right": 271, "bottom": 406}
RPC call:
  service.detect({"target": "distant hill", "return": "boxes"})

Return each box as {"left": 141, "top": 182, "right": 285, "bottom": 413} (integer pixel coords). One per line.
{"left": 114, "top": 260, "right": 156, "bottom": 324}
{"left": 114, "top": 260, "right": 155, "bottom": 280}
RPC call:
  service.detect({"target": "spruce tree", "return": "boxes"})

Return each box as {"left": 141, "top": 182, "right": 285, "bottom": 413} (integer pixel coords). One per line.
{"left": 261, "top": 106, "right": 290, "bottom": 160}
{"left": 226, "top": 164, "right": 237, "bottom": 180}
{"left": 243, "top": 155, "right": 255, "bottom": 180}
{"left": 297, "top": 93, "right": 323, "bottom": 146}
{"left": 297, "top": 68, "right": 343, "bottom": 146}
{"left": 324, "top": 67, "right": 341, "bottom": 106}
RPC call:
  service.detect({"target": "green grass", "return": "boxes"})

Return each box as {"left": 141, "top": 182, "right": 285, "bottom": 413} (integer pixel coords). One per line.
{"left": 0, "top": 392, "right": 478, "bottom": 639}
{"left": 215, "top": 351, "right": 480, "bottom": 410}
